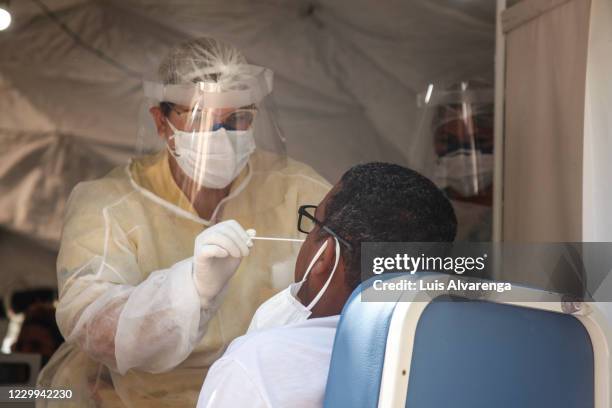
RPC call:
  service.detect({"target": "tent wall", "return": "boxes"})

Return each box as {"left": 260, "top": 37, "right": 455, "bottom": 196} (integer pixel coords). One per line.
{"left": 492, "top": 0, "right": 506, "bottom": 242}
{"left": 0, "top": 0, "right": 496, "bottom": 249}
{"left": 583, "top": 0, "right": 612, "bottom": 242}
{"left": 501, "top": 0, "right": 591, "bottom": 241}
{"left": 0, "top": 1, "right": 496, "bottom": 292}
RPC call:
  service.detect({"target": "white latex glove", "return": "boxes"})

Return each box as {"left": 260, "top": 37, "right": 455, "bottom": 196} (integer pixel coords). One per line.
{"left": 193, "top": 220, "right": 255, "bottom": 308}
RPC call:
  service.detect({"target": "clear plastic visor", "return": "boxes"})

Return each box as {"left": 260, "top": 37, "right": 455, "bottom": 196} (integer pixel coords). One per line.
{"left": 416, "top": 83, "right": 495, "bottom": 200}
{"left": 134, "top": 64, "right": 286, "bottom": 217}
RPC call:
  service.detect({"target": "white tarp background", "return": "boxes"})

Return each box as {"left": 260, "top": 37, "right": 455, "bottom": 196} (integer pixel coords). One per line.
{"left": 502, "top": 0, "right": 591, "bottom": 242}
{"left": 0, "top": 0, "right": 495, "bottom": 289}
{"left": 584, "top": 0, "right": 612, "bottom": 242}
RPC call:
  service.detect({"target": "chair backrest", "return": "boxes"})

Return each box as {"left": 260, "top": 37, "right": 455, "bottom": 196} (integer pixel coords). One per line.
{"left": 0, "top": 352, "right": 40, "bottom": 387}
{"left": 406, "top": 297, "right": 594, "bottom": 408}
{"left": 0, "top": 353, "right": 40, "bottom": 408}
{"left": 323, "top": 276, "right": 398, "bottom": 408}
{"left": 324, "top": 273, "right": 602, "bottom": 408}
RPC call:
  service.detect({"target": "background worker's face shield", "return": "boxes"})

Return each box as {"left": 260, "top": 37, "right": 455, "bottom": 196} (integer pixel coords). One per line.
{"left": 418, "top": 81, "right": 494, "bottom": 203}
{"left": 137, "top": 40, "right": 286, "bottom": 198}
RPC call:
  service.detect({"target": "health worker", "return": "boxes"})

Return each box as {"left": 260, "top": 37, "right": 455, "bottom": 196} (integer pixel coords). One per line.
{"left": 37, "top": 37, "right": 330, "bottom": 407}
{"left": 414, "top": 80, "right": 495, "bottom": 241}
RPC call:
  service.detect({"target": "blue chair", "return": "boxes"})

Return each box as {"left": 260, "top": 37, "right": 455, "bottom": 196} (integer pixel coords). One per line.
{"left": 324, "top": 273, "right": 609, "bottom": 408}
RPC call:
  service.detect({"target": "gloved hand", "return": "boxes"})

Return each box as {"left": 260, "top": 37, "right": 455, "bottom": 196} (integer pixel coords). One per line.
{"left": 193, "top": 220, "right": 255, "bottom": 308}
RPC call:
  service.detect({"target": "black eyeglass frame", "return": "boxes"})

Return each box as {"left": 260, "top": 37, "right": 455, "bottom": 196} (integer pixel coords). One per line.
{"left": 297, "top": 205, "right": 352, "bottom": 250}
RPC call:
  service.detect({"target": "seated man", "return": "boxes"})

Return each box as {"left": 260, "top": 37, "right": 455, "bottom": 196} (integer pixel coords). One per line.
{"left": 196, "top": 162, "right": 457, "bottom": 408}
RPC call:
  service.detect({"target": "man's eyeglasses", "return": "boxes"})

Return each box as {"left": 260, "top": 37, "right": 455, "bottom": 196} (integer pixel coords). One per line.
{"left": 298, "top": 205, "right": 352, "bottom": 250}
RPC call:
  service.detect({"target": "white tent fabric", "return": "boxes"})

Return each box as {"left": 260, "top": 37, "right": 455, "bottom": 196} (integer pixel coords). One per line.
{"left": 502, "top": 0, "right": 612, "bottom": 242}
{"left": 583, "top": 0, "right": 612, "bottom": 242}
{"left": 502, "top": 0, "right": 591, "bottom": 242}
{"left": 0, "top": 228, "right": 57, "bottom": 290}
{"left": 0, "top": 0, "right": 495, "bottom": 288}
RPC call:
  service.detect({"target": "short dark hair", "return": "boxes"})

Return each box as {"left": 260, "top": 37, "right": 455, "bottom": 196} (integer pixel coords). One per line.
{"left": 160, "top": 102, "right": 174, "bottom": 117}
{"left": 321, "top": 162, "right": 457, "bottom": 289}
{"left": 21, "top": 303, "right": 63, "bottom": 347}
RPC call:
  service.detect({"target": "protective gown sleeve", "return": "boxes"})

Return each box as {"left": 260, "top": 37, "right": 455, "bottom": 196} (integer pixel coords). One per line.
{"left": 55, "top": 178, "right": 212, "bottom": 375}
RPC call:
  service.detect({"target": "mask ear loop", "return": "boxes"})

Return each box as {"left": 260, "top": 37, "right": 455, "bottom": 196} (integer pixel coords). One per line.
{"left": 305, "top": 237, "right": 340, "bottom": 311}
{"left": 166, "top": 119, "right": 181, "bottom": 158}
{"left": 300, "top": 240, "right": 328, "bottom": 283}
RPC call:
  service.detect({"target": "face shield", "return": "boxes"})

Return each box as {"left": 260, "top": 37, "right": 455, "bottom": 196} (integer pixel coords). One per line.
{"left": 137, "top": 39, "right": 286, "bottom": 196}
{"left": 417, "top": 82, "right": 494, "bottom": 201}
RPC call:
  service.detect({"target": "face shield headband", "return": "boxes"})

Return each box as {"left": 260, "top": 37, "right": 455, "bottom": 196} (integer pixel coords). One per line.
{"left": 142, "top": 65, "right": 274, "bottom": 109}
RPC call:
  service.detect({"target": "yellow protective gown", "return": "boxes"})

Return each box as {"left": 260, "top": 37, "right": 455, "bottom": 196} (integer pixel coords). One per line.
{"left": 38, "top": 150, "right": 330, "bottom": 407}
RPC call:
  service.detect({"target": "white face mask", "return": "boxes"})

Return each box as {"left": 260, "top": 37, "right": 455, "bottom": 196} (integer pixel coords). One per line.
{"left": 247, "top": 238, "right": 340, "bottom": 333}
{"left": 434, "top": 149, "right": 493, "bottom": 197}
{"left": 166, "top": 119, "right": 256, "bottom": 189}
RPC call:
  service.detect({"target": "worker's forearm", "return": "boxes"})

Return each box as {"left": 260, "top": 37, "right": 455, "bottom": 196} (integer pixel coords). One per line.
{"left": 58, "top": 258, "right": 208, "bottom": 374}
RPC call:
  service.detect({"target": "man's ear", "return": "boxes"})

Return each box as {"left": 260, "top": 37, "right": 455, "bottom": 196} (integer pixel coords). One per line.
{"left": 150, "top": 106, "right": 169, "bottom": 141}
{"left": 310, "top": 237, "right": 337, "bottom": 278}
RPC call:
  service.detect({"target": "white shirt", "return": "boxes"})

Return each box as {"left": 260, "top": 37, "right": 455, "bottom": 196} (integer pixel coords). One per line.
{"left": 197, "top": 315, "right": 340, "bottom": 408}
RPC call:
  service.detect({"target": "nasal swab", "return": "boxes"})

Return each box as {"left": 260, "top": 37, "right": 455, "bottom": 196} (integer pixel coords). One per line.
{"left": 246, "top": 229, "right": 305, "bottom": 243}
{"left": 250, "top": 236, "right": 305, "bottom": 243}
